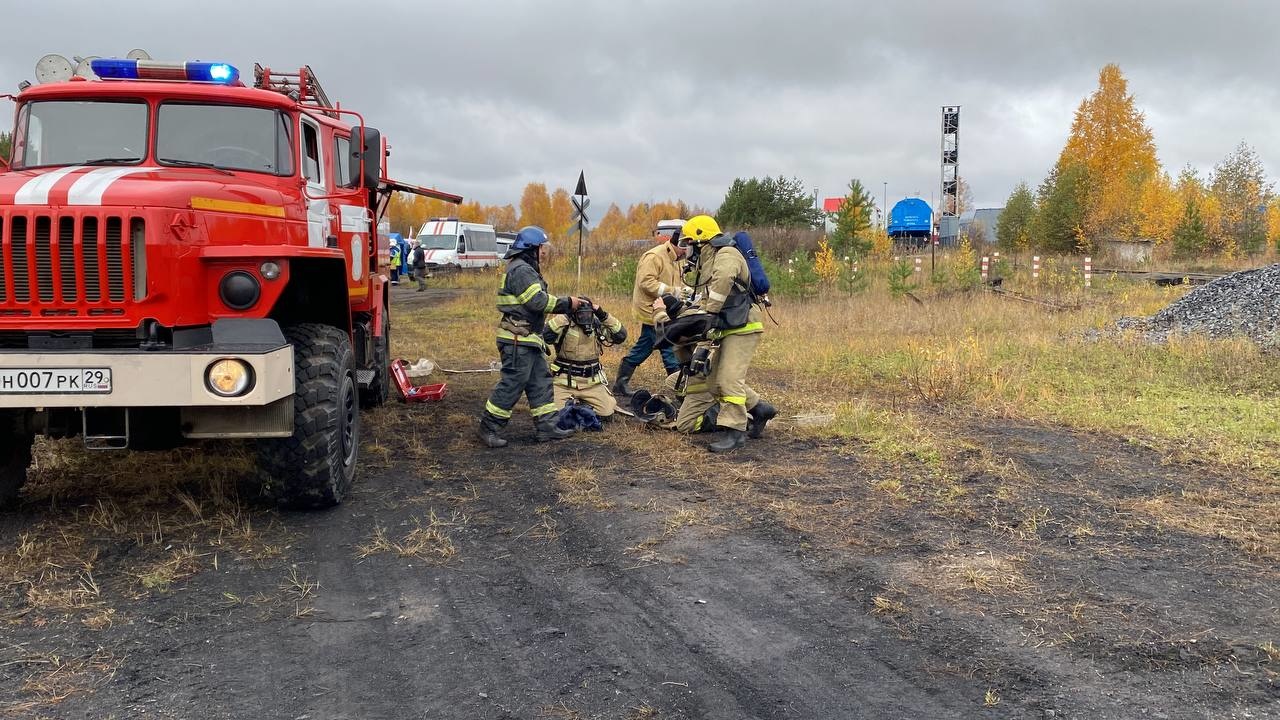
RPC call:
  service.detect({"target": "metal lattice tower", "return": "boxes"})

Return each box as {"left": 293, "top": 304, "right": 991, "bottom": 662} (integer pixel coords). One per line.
{"left": 940, "top": 106, "right": 960, "bottom": 220}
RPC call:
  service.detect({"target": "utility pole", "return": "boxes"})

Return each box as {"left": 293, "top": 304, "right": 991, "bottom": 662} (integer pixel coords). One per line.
{"left": 882, "top": 182, "right": 887, "bottom": 230}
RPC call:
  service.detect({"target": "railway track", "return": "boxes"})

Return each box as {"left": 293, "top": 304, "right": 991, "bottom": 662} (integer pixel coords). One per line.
{"left": 1094, "top": 268, "right": 1226, "bottom": 286}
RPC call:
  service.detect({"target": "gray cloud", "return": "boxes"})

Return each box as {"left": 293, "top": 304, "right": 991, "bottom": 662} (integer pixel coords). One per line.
{"left": 4, "top": 0, "right": 1276, "bottom": 214}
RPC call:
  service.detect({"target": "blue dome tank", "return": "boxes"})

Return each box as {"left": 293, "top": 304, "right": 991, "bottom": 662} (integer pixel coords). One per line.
{"left": 888, "top": 198, "right": 932, "bottom": 236}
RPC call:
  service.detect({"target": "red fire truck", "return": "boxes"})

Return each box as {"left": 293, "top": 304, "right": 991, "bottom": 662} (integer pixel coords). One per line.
{"left": 0, "top": 57, "right": 460, "bottom": 508}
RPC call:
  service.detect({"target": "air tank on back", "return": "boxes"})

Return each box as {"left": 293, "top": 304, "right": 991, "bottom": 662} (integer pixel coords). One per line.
{"left": 888, "top": 198, "right": 932, "bottom": 248}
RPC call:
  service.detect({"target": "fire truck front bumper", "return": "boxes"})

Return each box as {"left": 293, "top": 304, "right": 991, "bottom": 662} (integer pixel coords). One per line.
{"left": 0, "top": 320, "right": 298, "bottom": 440}
{"left": 0, "top": 346, "right": 294, "bottom": 409}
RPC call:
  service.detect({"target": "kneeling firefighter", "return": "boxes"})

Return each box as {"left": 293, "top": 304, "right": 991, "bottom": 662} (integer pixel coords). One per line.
{"left": 479, "top": 226, "right": 584, "bottom": 448}
{"left": 670, "top": 216, "right": 774, "bottom": 452}
{"left": 543, "top": 300, "right": 627, "bottom": 418}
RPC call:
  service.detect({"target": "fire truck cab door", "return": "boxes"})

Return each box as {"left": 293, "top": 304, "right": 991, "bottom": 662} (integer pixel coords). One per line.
{"left": 300, "top": 119, "right": 331, "bottom": 248}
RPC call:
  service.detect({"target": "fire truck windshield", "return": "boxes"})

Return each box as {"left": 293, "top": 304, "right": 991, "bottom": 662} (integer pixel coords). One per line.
{"left": 15, "top": 100, "right": 148, "bottom": 169}
{"left": 156, "top": 103, "right": 294, "bottom": 176}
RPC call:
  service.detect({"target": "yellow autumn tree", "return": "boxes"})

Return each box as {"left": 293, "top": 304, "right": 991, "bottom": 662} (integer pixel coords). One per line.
{"left": 1176, "top": 167, "right": 1224, "bottom": 252}
{"left": 457, "top": 200, "right": 486, "bottom": 223}
{"left": 1055, "top": 64, "right": 1159, "bottom": 245}
{"left": 387, "top": 194, "right": 420, "bottom": 235}
{"left": 549, "top": 188, "right": 575, "bottom": 240}
{"left": 594, "top": 203, "right": 627, "bottom": 243}
{"left": 813, "top": 237, "right": 838, "bottom": 284}
{"left": 486, "top": 204, "right": 518, "bottom": 231}
{"left": 1267, "top": 198, "right": 1280, "bottom": 251}
{"left": 388, "top": 194, "right": 459, "bottom": 235}
{"left": 518, "top": 182, "right": 553, "bottom": 232}
{"left": 1135, "top": 171, "right": 1179, "bottom": 245}
{"left": 623, "top": 202, "right": 652, "bottom": 240}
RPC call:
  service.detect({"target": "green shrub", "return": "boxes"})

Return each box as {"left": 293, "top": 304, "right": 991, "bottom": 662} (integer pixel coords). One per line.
{"left": 888, "top": 258, "right": 914, "bottom": 297}
{"left": 765, "top": 252, "right": 820, "bottom": 299}
{"left": 839, "top": 260, "right": 870, "bottom": 295}
{"left": 603, "top": 255, "right": 638, "bottom": 296}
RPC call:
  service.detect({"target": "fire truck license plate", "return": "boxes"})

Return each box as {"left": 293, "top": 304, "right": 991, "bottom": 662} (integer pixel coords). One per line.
{"left": 0, "top": 368, "right": 112, "bottom": 394}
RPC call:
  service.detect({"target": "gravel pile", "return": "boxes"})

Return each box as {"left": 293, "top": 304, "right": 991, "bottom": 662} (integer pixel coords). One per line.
{"left": 1114, "top": 264, "right": 1280, "bottom": 348}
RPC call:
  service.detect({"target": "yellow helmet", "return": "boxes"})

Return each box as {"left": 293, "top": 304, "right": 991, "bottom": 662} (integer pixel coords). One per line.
{"left": 681, "top": 215, "right": 722, "bottom": 244}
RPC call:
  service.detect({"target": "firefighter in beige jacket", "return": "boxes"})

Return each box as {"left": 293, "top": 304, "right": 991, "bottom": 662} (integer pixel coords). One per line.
{"left": 544, "top": 304, "right": 627, "bottom": 417}
{"left": 614, "top": 221, "right": 688, "bottom": 395}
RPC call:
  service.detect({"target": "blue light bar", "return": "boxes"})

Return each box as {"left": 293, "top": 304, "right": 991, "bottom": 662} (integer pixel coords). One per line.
{"left": 186, "top": 62, "right": 239, "bottom": 84}
{"left": 90, "top": 58, "right": 139, "bottom": 80}
{"left": 88, "top": 58, "right": 240, "bottom": 84}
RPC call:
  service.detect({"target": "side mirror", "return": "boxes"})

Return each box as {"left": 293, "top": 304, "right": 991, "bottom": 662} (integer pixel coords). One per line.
{"left": 349, "top": 125, "right": 382, "bottom": 190}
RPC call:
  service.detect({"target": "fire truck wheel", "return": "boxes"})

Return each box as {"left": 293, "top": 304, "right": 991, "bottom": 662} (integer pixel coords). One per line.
{"left": 256, "top": 324, "right": 359, "bottom": 509}
{"left": 360, "top": 311, "right": 391, "bottom": 408}
{"left": 0, "top": 412, "right": 34, "bottom": 509}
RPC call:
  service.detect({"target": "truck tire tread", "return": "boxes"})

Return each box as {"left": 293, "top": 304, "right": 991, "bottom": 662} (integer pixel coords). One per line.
{"left": 0, "top": 412, "right": 33, "bottom": 509}
{"left": 256, "top": 323, "right": 358, "bottom": 509}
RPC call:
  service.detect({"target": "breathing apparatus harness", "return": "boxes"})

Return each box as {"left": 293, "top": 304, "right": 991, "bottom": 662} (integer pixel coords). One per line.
{"left": 550, "top": 299, "right": 619, "bottom": 380}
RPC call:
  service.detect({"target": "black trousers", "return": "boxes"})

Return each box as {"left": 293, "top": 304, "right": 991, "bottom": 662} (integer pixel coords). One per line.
{"left": 484, "top": 342, "right": 557, "bottom": 424}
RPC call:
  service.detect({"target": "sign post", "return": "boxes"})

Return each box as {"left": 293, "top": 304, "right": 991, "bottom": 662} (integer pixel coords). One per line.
{"left": 572, "top": 171, "right": 589, "bottom": 294}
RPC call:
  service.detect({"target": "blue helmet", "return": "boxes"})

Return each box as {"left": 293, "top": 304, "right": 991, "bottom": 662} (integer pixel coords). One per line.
{"left": 509, "top": 226, "right": 549, "bottom": 255}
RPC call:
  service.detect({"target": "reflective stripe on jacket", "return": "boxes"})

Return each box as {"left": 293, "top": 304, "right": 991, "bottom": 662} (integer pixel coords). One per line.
{"left": 544, "top": 311, "right": 625, "bottom": 385}
{"left": 495, "top": 256, "right": 571, "bottom": 346}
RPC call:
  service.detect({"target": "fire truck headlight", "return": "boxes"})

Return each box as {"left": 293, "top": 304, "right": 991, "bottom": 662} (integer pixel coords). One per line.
{"left": 219, "top": 271, "right": 260, "bottom": 310}
{"left": 259, "top": 262, "right": 281, "bottom": 280}
{"left": 205, "top": 359, "right": 254, "bottom": 397}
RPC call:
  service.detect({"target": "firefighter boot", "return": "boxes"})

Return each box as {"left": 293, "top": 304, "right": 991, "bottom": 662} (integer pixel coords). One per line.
{"left": 708, "top": 428, "right": 748, "bottom": 453}
{"left": 477, "top": 415, "right": 508, "bottom": 449}
{"left": 695, "top": 405, "right": 720, "bottom": 433}
{"left": 747, "top": 401, "right": 777, "bottom": 439}
{"left": 613, "top": 361, "right": 638, "bottom": 397}
{"left": 535, "top": 414, "right": 575, "bottom": 442}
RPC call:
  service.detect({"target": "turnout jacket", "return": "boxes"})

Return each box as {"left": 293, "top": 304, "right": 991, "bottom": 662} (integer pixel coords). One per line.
{"left": 544, "top": 311, "right": 626, "bottom": 388}
{"left": 693, "top": 241, "right": 763, "bottom": 337}
{"left": 631, "top": 241, "right": 685, "bottom": 324}
{"left": 496, "top": 255, "right": 573, "bottom": 348}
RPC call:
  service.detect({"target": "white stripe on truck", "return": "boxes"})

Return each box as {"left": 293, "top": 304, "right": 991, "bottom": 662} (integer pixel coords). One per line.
{"left": 14, "top": 166, "right": 86, "bottom": 204}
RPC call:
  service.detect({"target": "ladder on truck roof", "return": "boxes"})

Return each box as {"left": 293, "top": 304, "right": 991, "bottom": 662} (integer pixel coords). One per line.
{"left": 253, "top": 64, "right": 337, "bottom": 117}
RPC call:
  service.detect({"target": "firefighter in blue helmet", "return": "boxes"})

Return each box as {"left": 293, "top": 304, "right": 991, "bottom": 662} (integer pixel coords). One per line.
{"left": 479, "top": 226, "right": 584, "bottom": 448}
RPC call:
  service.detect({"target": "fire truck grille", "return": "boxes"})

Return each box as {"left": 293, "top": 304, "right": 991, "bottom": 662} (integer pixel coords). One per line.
{"left": 0, "top": 212, "right": 144, "bottom": 310}
{"left": 34, "top": 217, "right": 53, "bottom": 303}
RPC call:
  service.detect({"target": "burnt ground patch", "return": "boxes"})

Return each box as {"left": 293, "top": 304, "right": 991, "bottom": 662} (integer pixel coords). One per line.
{"left": 0, "top": 372, "right": 1276, "bottom": 719}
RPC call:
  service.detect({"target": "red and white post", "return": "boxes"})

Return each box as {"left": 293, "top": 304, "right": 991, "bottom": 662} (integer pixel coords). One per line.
{"left": 1032, "top": 255, "right": 1041, "bottom": 280}
{"left": 981, "top": 255, "right": 990, "bottom": 283}
{"left": 914, "top": 257, "right": 922, "bottom": 276}
{"left": 1084, "top": 256, "right": 1092, "bottom": 289}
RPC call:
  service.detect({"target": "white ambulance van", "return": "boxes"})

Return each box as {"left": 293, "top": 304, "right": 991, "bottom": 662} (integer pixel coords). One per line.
{"left": 414, "top": 218, "right": 503, "bottom": 269}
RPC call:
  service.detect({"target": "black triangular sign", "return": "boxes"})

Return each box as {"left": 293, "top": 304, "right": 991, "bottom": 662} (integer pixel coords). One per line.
{"left": 574, "top": 171, "right": 587, "bottom": 197}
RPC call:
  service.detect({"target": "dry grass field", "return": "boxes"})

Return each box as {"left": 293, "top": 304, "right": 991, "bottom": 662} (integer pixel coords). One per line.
{"left": 1, "top": 255, "right": 1276, "bottom": 718}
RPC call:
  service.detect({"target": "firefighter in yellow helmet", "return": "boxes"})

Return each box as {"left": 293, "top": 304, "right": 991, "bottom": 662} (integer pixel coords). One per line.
{"left": 643, "top": 292, "right": 776, "bottom": 440}
{"left": 671, "top": 215, "right": 770, "bottom": 452}
{"left": 543, "top": 300, "right": 627, "bottom": 417}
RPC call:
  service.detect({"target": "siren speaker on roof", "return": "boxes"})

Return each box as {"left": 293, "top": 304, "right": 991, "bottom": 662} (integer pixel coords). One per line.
{"left": 35, "top": 54, "right": 74, "bottom": 84}
{"left": 73, "top": 56, "right": 101, "bottom": 79}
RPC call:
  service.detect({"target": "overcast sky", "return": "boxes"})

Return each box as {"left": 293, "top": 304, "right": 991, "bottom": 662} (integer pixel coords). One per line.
{"left": 5, "top": 1, "right": 1276, "bottom": 216}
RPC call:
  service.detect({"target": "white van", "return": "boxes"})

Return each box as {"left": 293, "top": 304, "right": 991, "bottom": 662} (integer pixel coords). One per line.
{"left": 496, "top": 231, "right": 516, "bottom": 255}
{"left": 414, "top": 218, "right": 503, "bottom": 269}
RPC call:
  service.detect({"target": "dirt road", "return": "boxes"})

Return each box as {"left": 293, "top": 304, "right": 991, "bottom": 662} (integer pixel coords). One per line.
{"left": 1, "top": 366, "right": 1276, "bottom": 718}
